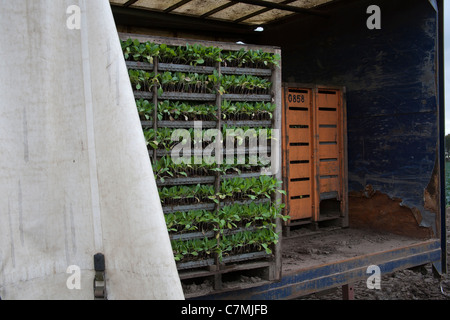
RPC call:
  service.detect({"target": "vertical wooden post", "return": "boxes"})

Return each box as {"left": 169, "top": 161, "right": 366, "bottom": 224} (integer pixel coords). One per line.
{"left": 213, "top": 61, "right": 223, "bottom": 290}
{"left": 281, "top": 84, "right": 290, "bottom": 238}
{"left": 340, "top": 87, "right": 349, "bottom": 228}
{"left": 270, "top": 48, "right": 283, "bottom": 281}
{"left": 214, "top": 61, "right": 223, "bottom": 197}
{"left": 312, "top": 86, "right": 320, "bottom": 224}
{"left": 152, "top": 56, "right": 159, "bottom": 162}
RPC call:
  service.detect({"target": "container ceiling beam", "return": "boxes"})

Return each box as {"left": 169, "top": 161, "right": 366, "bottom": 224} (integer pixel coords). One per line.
{"left": 109, "top": 0, "right": 333, "bottom": 27}
{"left": 111, "top": 5, "right": 257, "bottom": 36}
{"left": 228, "top": 0, "right": 329, "bottom": 17}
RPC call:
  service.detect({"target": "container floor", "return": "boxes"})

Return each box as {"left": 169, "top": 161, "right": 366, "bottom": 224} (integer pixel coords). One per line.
{"left": 282, "top": 189, "right": 435, "bottom": 274}
{"left": 282, "top": 226, "right": 430, "bottom": 274}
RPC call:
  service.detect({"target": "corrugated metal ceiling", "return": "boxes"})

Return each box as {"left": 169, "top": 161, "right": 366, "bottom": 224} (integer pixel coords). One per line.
{"left": 109, "top": 0, "right": 333, "bottom": 25}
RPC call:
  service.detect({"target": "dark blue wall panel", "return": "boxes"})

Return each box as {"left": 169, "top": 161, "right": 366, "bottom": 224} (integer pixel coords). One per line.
{"left": 258, "top": 0, "right": 439, "bottom": 228}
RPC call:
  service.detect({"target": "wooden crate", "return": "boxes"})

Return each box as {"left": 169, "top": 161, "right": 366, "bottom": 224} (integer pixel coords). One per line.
{"left": 282, "top": 84, "right": 348, "bottom": 233}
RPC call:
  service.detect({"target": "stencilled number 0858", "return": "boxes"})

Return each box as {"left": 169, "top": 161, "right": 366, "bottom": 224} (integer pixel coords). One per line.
{"left": 288, "top": 94, "right": 305, "bottom": 103}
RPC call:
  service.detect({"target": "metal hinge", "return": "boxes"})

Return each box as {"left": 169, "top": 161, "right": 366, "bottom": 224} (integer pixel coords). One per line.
{"left": 93, "top": 253, "right": 107, "bottom": 300}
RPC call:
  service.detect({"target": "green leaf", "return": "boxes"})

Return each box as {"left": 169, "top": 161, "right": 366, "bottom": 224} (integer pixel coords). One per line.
{"left": 262, "top": 243, "right": 272, "bottom": 254}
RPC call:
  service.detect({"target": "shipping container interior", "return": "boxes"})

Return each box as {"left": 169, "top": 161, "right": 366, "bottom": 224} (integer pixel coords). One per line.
{"left": 111, "top": 0, "right": 446, "bottom": 298}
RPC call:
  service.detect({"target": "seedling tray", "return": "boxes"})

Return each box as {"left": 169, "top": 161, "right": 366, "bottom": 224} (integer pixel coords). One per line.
{"left": 122, "top": 33, "right": 283, "bottom": 291}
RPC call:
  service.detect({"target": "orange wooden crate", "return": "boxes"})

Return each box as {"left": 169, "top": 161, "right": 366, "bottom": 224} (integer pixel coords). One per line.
{"left": 289, "top": 128, "right": 310, "bottom": 144}
{"left": 289, "top": 162, "right": 311, "bottom": 179}
{"left": 319, "top": 160, "right": 340, "bottom": 176}
{"left": 318, "top": 127, "right": 338, "bottom": 142}
{"left": 319, "top": 177, "right": 340, "bottom": 194}
{"left": 282, "top": 87, "right": 314, "bottom": 222}
{"left": 289, "top": 197, "right": 313, "bottom": 220}
{"left": 282, "top": 84, "right": 347, "bottom": 225}
{"left": 286, "top": 110, "right": 310, "bottom": 127}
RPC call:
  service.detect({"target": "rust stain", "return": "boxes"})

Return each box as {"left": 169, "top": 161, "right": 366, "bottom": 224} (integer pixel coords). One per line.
{"left": 349, "top": 187, "right": 433, "bottom": 239}
{"left": 424, "top": 155, "right": 439, "bottom": 214}
{"left": 423, "top": 153, "right": 440, "bottom": 237}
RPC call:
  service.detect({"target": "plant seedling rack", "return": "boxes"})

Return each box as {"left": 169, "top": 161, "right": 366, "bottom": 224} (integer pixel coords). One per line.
{"left": 120, "top": 33, "right": 283, "bottom": 297}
